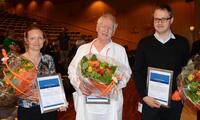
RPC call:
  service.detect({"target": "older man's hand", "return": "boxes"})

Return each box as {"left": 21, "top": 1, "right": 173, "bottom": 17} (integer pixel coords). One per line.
{"left": 79, "top": 81, "right": 94, "bottom": 96}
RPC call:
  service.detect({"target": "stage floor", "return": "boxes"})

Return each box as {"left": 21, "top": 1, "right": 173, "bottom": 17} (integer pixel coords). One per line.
{"left": 58, "top": 78, "right": 196, "bottom": 120}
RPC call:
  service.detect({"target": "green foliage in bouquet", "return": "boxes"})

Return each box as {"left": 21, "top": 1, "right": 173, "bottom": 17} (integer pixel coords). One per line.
{"left": 0, "top": 51, "right": 36, "bottom": 106}
{"left": 179, "top": 55, "right": 200, "bottom": 104}
{"left": 80, "top": 54, "right": 117, "bottom": 84}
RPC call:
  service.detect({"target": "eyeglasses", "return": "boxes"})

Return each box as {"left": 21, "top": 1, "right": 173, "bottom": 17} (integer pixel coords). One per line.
{"left": 154, "top": 17, "right": 172, "bottom": 23}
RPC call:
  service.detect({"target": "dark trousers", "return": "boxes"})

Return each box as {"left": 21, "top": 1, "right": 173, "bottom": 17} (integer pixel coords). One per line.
{"left": 17, "top": 106, "right": 57, "bottom": 120}
{"left": 198, "top": 110, "right": 200, "bottom": 120}
{"left": 142, "top": 100, "right": 183, "bottom": 120}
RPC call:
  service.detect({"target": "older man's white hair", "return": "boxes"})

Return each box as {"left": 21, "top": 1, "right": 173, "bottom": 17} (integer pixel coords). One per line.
{"left": 97, "top": 13, "right": 118, "bottom": 32}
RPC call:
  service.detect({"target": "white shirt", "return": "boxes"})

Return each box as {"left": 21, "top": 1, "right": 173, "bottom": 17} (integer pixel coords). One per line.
{"left": 154, "top": 31, "right": 176, "bottom": 44}
{"left": 68, "top": 39, "right": 132, "bottom": 120}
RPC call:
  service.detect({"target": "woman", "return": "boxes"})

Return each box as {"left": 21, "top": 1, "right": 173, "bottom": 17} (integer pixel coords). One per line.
{"left": 17, "top": 24, "right": 57, "bottom": 120}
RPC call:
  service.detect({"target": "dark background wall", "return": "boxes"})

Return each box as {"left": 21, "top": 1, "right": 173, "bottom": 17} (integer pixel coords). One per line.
{"left": 0, "top": 0, "right": 196, "bottom": 49}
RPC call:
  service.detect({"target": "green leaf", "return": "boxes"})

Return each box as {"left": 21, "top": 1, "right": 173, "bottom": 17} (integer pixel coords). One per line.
{"left": 81, "top": 62, "right": 89, "bottom": 71}
{"left": 81, "top": 56, "right": 88, "bottom": 63}
{"left": 110, "top": 66, "right": 117, "bottom": 74}
{"left": 90, "top": 54, "right": 97, "bottom": 61}
{"left": 189, "top": 82, "right": 199, "bottom": 92}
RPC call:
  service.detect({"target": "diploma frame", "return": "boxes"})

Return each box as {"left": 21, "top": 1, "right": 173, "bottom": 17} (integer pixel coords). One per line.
{"left": 147, "top": 67, "right": 173, "bottom": 108}
{"left": 36, "top": 74, "right": 67, "bottom": 113}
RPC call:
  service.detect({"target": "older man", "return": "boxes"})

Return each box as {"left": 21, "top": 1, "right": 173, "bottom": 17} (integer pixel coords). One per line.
{"left": 68, "top": 13, "right": 132, "bottom": 120}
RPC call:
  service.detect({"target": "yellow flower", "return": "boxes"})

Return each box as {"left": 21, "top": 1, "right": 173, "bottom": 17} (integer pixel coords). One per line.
{"left": 87, "top": 66, "right": 93, "bottom": 72}
{"left": 196, "top": 91, "right": 200, "bottom": 95}
{"left": 188, "top": 74, "right": 195, "bottom": 81}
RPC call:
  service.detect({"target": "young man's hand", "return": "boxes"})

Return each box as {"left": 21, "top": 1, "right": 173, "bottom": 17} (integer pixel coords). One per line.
{"left": 143, "top": 96, "right": 161, "bottom": 108}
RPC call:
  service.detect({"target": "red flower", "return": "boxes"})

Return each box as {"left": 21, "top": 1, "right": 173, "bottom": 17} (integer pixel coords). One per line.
{"left": 106, "top": 67, "right": 111, "bottom": 73}
{"left": 97, "top": 68, "right": 104, "bottom": 75}
{"left": 193, "top": 72, "right": 200, "bottom": 80}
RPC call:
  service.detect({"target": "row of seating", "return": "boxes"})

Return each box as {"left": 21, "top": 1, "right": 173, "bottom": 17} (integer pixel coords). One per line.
{"left": 0, "top": 10, "right": 94, "bottom": 44}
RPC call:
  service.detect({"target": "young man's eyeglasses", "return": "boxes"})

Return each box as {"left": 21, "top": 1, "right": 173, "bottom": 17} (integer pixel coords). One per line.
{"left": 154, "top": 17, "right": 172, "bottom": 23}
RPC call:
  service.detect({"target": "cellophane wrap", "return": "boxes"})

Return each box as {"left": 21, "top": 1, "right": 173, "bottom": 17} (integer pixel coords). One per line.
{"left": 0, "top": 52, "right": 36, "bottom": 106}
{"left": 77, "top": 54, "right": 129, "bottom": 97}
{"left": 178, "top": 54, "right": 200, "bottom": 105}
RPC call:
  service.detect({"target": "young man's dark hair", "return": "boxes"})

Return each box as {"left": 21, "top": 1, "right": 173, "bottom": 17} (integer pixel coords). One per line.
{"left": 155, "top": 3, "right": 173, "bottom": 17}
{"left": 134, "top": 3, "right": 190, "bottom": 120}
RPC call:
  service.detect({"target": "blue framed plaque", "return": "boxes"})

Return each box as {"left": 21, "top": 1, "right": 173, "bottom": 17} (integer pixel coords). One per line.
{"left": 36, "top": 74, "right": 68, "bottom": 113}
{"left": 147, "top": 67, "right": 173, "bottom": 107}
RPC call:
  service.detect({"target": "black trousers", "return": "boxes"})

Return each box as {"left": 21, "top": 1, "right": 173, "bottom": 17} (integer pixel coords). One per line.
{"left": 197, "top": 110, "right": 200, "bottom": 120}
{"left": 17, "top": 105, "right": 57, "bottom": 120}
{"left": 142, "top": 100, "right": 183, "bottom": 120}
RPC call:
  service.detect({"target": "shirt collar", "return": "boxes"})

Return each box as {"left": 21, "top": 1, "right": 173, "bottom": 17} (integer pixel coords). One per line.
{"left": 90, "top": 39, "right": 112, "bottom": 54}
{"left": 154, "top": 31, "right": 176, "bottom": 44}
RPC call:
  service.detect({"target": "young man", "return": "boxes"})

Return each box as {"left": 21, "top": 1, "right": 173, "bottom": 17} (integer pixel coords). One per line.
{"left": 134, "top": 4, "right": 190, "bottom": 120}
{"left": 68, "top": 13, "right": 132, "bottom": 120}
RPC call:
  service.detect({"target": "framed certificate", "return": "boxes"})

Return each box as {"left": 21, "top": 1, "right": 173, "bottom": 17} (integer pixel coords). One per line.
{"left": 36, "top": 74, "right": 68, "bottom": 113}
{"left": 147, "top": 67, "right": 173, "bottom": 107}
{"left": 86, "top": 96, "right": 110, "bottom": 104}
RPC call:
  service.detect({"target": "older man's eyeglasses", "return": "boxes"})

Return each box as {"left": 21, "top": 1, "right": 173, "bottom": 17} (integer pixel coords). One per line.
{"left": 154, "top": 17, "right": 172, "bottom": 23}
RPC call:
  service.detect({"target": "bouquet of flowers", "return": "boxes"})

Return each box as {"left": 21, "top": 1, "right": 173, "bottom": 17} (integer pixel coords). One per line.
{"left": 78, "top": 54, "right": 127, "bottom": 97}
{"left": 0, "top": 49, "right": 36, "bottom": 106}
{"left": 178, "top": 54, "right": 200, "bottom": 105}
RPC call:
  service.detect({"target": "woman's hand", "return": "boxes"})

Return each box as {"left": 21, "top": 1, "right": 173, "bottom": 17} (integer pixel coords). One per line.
{"left": 143, "top": 96, "right": 161, "bottom": 108}
{"left": 58, "top": 106, "right": 67, "bottom": 112}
